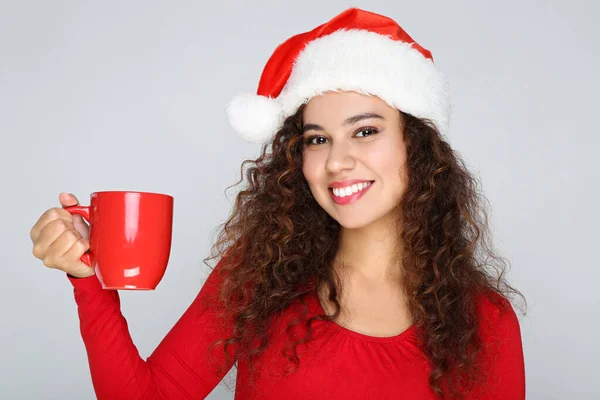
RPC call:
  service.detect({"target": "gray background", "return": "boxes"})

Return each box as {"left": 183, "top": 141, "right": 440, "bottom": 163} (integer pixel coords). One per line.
{"left": 1, "top": 0, "right": 598, "bottom": 399}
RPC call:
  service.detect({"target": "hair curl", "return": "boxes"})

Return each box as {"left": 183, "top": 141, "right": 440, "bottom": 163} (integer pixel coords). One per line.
{"left": 203, "top": 103, "right": 526, "bottom": 398}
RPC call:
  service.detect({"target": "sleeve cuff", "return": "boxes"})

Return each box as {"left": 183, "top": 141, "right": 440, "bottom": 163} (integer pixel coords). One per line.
{"left": 66, "top": 272, "right": 103, "bottom": 292}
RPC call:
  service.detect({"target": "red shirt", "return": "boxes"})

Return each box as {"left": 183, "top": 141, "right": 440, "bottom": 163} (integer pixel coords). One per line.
{"left": 67, "top": 261, "right": 525, "bottom": 399}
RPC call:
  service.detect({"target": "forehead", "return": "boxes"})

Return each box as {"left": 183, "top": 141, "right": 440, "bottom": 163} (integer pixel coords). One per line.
{"left": 303, "top": 91, "right": 394, "bottom": 122}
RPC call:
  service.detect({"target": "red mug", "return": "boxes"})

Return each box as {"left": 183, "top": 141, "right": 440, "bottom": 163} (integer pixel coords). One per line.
{"left": 64, "top": 191, "right": 174, "bottom": 290}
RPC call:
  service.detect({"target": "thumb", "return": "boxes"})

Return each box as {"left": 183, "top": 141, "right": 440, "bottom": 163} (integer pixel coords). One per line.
{"left": 59, "top": 192, "right": 90, "bottom": 240}
{"left": 59, "top": 192, "right": 79, "bottom": 207}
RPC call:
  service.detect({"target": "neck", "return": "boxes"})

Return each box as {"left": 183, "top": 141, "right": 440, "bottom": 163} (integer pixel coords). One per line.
{"left": 335, "top": 212, "right": 404, "bottom": 285}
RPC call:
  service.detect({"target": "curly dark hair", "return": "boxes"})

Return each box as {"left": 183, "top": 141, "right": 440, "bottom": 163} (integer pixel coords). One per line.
{"left": 203, "top": 103, "right": 526, "bottom": 398}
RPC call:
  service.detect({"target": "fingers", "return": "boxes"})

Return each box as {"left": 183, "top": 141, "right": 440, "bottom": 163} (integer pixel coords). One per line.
{"left": 39, "top": 226, "right": 91, "bottom": 274}
{"left": 30, "top": 208, "right": 73, "bottom": 245}
{"left": 30, "top": 193, "right": 95, "bottom": 278}
{"left": 62, "top": 238, "right": 94, "bottom": 277}
{"left": 44, "top": 229, "right": 90, "bottom": 271}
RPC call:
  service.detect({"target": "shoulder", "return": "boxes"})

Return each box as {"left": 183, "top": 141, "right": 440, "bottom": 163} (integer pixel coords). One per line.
{"left": 474, "top": 289, "right": 522, "bottom": 347}
{"left": 468, "top": 291, "right": 526, "bottom": 397}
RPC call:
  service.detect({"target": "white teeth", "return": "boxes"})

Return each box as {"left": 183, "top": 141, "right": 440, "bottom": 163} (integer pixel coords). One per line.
{"left": 332, "top": 181, "right": 372, "bottom": 197}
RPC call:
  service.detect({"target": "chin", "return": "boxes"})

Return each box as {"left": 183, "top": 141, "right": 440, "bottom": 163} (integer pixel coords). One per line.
{"left": 313, "top": 190, "right": 401, "bottom": 230}
{"left": 324, "top": 201, "right": 401, "bottom": 231}
{"left": 328, "top": 211, "right": 379, "bottom": 230}
{"left": 335, "top": 219, "right": 373, "bottom": 230}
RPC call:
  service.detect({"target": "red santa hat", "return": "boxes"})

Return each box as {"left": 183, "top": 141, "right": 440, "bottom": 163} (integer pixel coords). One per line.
{"left": 226, "top": 7, "right": 451, "bottom": 144}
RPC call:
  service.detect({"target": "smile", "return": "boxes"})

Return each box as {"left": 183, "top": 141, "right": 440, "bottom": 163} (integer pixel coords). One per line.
{"left": 329, "top": 181, "right": 374, "bottom": 205}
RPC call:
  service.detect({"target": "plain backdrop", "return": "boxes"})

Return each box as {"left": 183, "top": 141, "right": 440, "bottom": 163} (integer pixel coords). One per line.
{"left": 1, "top": 0, "right": 598, "bottom": 399}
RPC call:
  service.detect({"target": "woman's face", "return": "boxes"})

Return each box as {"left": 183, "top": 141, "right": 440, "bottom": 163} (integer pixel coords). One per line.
{"left": 301, "top": 91, "right": 408, "bottom": 230}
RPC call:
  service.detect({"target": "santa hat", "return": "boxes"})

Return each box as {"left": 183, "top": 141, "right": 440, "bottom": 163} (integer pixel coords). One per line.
{"left": 226, "top": 7, "right": 450, "bottom": 144}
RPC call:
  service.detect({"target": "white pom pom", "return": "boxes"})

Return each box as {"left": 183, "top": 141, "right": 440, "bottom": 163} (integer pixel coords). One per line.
{"left": 226, "top": 93, "right": 284, "bottom": 144}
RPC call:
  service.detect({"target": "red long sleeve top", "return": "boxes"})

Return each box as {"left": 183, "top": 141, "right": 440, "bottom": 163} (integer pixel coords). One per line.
{"left": 67, "top": 261, "right": 525, "bottom": 399}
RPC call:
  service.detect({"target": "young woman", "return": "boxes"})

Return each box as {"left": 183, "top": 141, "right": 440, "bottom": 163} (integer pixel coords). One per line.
{"left": 29, "top": 8, "right": 526, "bottom": 399}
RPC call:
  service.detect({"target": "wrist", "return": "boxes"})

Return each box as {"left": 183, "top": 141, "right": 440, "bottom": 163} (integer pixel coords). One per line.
{"left": 67, "top": 271, "right": 95, "bottom": 279}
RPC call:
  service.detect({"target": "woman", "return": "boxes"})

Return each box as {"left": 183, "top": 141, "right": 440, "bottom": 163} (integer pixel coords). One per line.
{"left": 29, "top": 8, "right": 526, "bottom": 399}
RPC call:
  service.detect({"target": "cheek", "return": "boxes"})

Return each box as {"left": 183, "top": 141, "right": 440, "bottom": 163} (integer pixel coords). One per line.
{"left": 302, "top": 153, "right": 331, "bottom": 203}
{"left": 367, "top": 144, "right": 407, "bottom": 187}
{"left": 391, "top": 155, "right": 409, "bottom": 195}
{"left": 301, "top": 153, "right": 320, "bottom": 187}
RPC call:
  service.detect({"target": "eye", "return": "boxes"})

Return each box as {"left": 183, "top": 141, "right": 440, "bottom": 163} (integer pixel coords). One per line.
{"left": 303, "top": 135, "right": 328, "bottom": 146}
{"left": 355, "top": 127, "right": 379, "bottom": 138}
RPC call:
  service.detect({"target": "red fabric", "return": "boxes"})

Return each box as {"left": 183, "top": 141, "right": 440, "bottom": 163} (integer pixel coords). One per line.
{"left": 68, "top": 260, "right": 525, "bottom": 399}
{"left": 257, "top": 8, "right": 434, "bottom": 99}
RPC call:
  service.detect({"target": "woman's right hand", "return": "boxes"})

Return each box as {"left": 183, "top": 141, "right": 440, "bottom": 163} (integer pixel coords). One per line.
{"left": 30, "top": 192, "right": 95, "bottom": 278}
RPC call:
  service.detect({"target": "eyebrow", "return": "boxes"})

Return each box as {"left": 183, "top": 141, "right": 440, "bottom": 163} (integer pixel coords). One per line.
{"left": 302, "top": 112, "right": 385, "bottom": 133}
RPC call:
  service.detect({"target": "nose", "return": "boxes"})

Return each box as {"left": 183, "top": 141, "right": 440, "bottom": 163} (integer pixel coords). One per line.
{"left": 325, "top": 140, "right": 355, "bottom": 174}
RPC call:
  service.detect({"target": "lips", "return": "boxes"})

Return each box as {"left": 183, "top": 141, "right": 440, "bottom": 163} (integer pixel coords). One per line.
{"left": 328, "top": 180, "right": 374, "bottom": 205}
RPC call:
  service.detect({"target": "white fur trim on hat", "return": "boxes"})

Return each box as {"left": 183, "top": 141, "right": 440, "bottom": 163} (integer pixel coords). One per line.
{"left": 280, "top": 29, "right": 451, "bottom": 133}
{"left": 228, "top": 29, "right": 451, "bottom": 143}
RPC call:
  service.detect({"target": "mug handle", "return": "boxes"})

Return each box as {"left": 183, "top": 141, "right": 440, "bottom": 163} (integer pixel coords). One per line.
{"left": 63, "top": 205, "right": 92, "bottom": 267}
